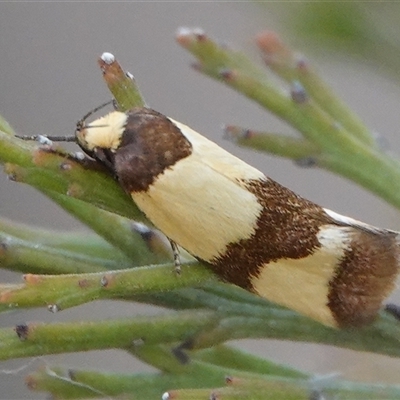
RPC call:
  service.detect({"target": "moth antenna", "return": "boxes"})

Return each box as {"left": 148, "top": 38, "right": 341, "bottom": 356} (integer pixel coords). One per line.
{"left": 15, "top": 100, "right": 115, "bottom": 143}
{"left": 76, "top": 100, "right": 115, "bottom": 132}
{"left": 85, "top": 124, "right": 109, "bottom": 129}
{"left": 15, "top": 134, "right": 76, "bottom": 143}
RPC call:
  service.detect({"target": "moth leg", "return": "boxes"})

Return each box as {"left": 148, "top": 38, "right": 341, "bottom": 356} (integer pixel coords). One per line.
{"left": 168, "top": 239, "right": 181, "bottom": 275}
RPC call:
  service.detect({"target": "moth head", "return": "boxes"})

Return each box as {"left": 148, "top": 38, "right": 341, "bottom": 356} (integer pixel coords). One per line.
{"left": 15, "top": 100, "right": 128, "bottom": 174}
{"left": 16, "top": 104, "right": 193, "bottom": 190}
{"left": 75, "top": 111, "right": 128, "bottom": 154}
{"left": 75, "top": 106, "right": 193, "bottom": 192}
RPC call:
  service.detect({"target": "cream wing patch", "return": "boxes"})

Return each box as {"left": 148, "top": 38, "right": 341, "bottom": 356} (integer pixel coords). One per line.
{"left": 170, "top": 119, "right": 265, "bottom": 182}
{"left": 251, "top": 225, "right": 351, "bottom": 327}
{"left": 132, "top": 153, "right": 264, "bottom": 262}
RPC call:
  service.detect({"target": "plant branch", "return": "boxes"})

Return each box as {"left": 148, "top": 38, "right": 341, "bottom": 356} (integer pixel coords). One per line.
{"left": 0, "top": 262, "right": 215, "bottom": 310}
{"left": 255, "top": 30, "right": 376, "bottom": 147}
{"left": 2, "top": 269, "right": 400, "bottom": 359}
{"left": 224, "top": 125, "right": 320, "bottom": 162}
{"left": 177, "top": 28, "right": 400, "bottom": 210}
{"left": 0, "top": 134, "right": 144, "bottom": 221}
{"left": 0, "top": 311, "right": 219, "bottom": 360}
{"left": 26, "top": 363, "right": 400, "bottom": 400}
{"left": 98, "top": 53, "right": 146, "bottom": 111}
{"left": 0, "top": 217, "right": 126, "bottom": 260}
{"left": 0, "top": 233, "right": 117, "bottom": 276}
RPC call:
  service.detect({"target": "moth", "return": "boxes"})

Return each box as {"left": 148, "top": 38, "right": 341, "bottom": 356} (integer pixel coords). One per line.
{"left": 19, "top": 106, "right": 400, "bottom": 329}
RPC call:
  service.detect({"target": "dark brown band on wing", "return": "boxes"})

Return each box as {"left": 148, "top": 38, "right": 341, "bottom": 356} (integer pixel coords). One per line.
{"left": 328, "top": 231, "right": 399, "bottom": 327}
{"left": 114, "top": 108, "right": 192, "bottom": 193}
{"left": 211, "top": 178, "right": 330, "bottom": 290}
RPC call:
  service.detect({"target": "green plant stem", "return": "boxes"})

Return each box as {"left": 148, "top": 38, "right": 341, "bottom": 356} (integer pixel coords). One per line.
{"left": 0, "top": 217, "right": 126, "bottom": 260}
{"left": 27, "top": 364, "right": 400, "bottom": 400}
{"left": 0, "top": 262, "right": 215, "bottom": 310}
{"left": 26, "top": 363, "right": 231, "bottom": 400}
{"left": 0, "top": 233, "right": 118, "bottom": 275}
{"left": 224, "top": 125, "right": 320, "bottom": 161}
{"left": 194, "top": 345, "right": 306, "bottom": 379}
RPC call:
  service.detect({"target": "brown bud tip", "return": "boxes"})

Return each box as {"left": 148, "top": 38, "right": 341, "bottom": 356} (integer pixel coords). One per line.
{"left": 172, "top": 345, "right": 190, "bottom": 364}
{"left": 7, "top": 172, "right": 17, "bottom": 182}
{"left": 191, "top": 61, "right": 203, "bottom": 72}
{"left": 219, "top": 68, "right": 236, "bottom": 81}
{"left": 0, "top": 290, "right": 12, "bottom": 303}
{"left": 32, "top": 148, "right": 51, "bottom": 166}
{"left": 68, "top": 369, "right": 77, "bottom": 380}
{"left": 98, "top": 53, "right": 125, "bottom": 83}
{"left": 225, "top": 376, "right": 241, "bottom": 386}
{"left": 24, "top": 274, "right": 42, "bottom": 284}
{"left": 294, "top": 157, "right": 317, "bottom": 168}
{"left": 66, "top": 182, "right": 84, "bottom": 198}
{"left": 15, "top": 323, "right": 29, "bottom": 341}
{"left": 162, "top": 391, "right": 179, "bottom": 400}
{"left": 0, "top": 241, "right": 8, "bottom": 256}
{"left": 291, "top": 81, "right": 308, "bottom": 103}
{"left": 210, "top": 392, "right": 220, "bottom": 400}
{"left": 60, "top": 161, "right": 73, "bottom": 171}
{"left": 78, "top": 279, "right": 90, "bottom": 288}
{"left": 296, "top": 56, "right": 310, "bottom": 72}
{"left": 101, "top": 275, "right": 112, "bottom": 287}
{"left": 176, "top": 27, "right": 206, "bottom": 46}
{"left": 309, "top": 389, "right": 328, "bottom": 400}
{"left": 25, "top": 375, "right": 37, "bottom": 390}
{"left": 132, "top": 338, "right": 145, "bottom": 347}
{"left": 47, "top": 304, "right": 60, "bottom": 313}
{"left": 4, "top": 163, "right": 21, "bottom": 182}
{"left": 224, "top": 125, "right": 254, "bottom": 141}
{"left": 256, "top": 31, "right": 285, "bottom": 55}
